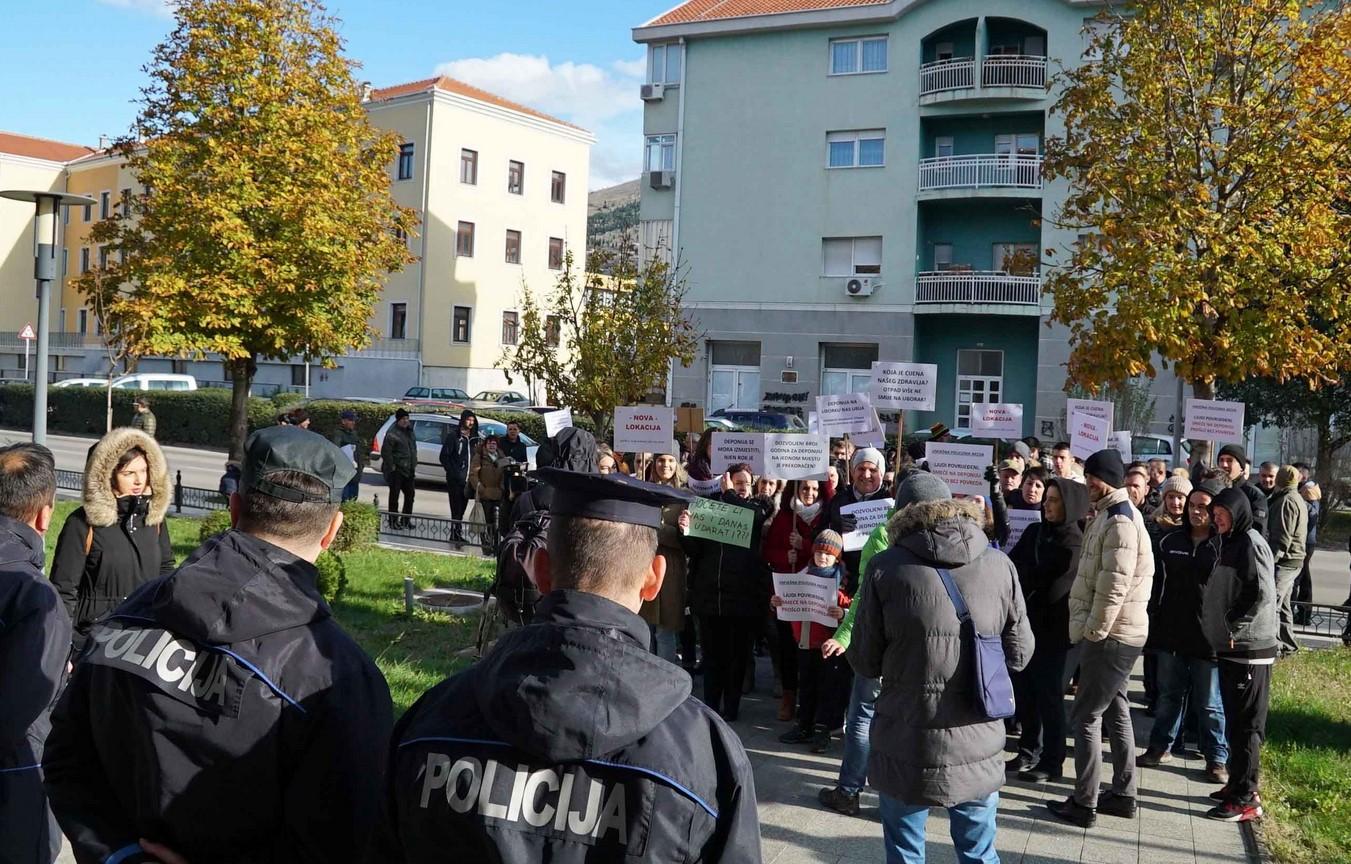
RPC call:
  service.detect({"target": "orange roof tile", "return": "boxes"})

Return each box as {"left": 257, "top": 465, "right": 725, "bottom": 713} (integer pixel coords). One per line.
{"left": 368, "top": 76, "right": 588, "bottom": 133}
{"left": 0, "top": 131, "right": 96, "bottom": 163}
{"left": 647, "top": 0, "right": 890, "bottom": 26}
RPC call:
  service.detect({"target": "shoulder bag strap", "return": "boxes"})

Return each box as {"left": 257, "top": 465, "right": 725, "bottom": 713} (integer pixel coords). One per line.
{"left": 935, "top": 567, "right": 972, "bottom": 625}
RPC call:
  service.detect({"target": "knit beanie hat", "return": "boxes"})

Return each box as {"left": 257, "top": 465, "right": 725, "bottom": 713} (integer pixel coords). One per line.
{"left": 1217, "top": 443, "right": 1248, "bottom": 468}
{"left": 851, "top": 447, "right": 885, "bottom": 473}
{"left": 896, "top": 471, "right": 952, "bottom": 508}
{"left": 813, "top": 529, "right": 844, "bottom": 559}
{"left": 1084, "top": 449, "right": 1125, "bottom": 488}
{"left": 1011, "top": 441, "right": 1032, "bottom": 461}
{"left": 1276, "top": 465, "right": 1300, "bottom": 490}
{"left": 1160, "top": 475, "right": 1193, "bottom": 498}
{"left": 1197, "top": 477, "right": 1228, "bottom": 497}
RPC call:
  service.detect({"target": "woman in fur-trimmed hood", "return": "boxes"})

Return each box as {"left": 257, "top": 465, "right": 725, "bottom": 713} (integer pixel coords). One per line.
{"left": 50, "top": 426, "right": 175, "bottom": 654}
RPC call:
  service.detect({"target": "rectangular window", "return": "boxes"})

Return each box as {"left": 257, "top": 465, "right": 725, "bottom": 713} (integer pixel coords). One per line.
{"left": 935, "top": 136, "right": 955, "bottom": 158}
{"left": 933, "top": 243, "right": 954, "bottom": 270}
{"left": 98, "top": 246, "right": 109, "bottom": 269}
{"left": 829, "top": 36, "right": 887, "bottom": 75}
{"left": 648, "top": 43, "right": 683, "bottom": 84}
{"left": 456, "top": 221, "right": 475, "bottom": 257}
{"left": 120, "top": 188, "right": 132, "bottom": 213}
{"left": 993, "top": 242, "right": 1040, "bottom": 274}
{"left": 80, "top": 247, "right": 90, "bottom": 274}
{"left": 645, "top": 135, "right": 676, "bottom": 172}
{"left": 826, "top": 130, "right": 886, "bottom": 168}
{"left": 822, "top": 236, "right": 882, "bottom": 276}
{"left": 708, "top": 341, "right": 761, "bottom": 413}
{"left": 935, "top": 41, "right": 955, "bottom": 61}
{"left": 546, "top": 315, "right": 561, "bottom": 348}
{"left": 956, "top": 349, "right": 1004, "bottom": 433}
{"left": 100, "top": 191, "right": 111, "bottom": 219}
{"left": 508, "top": 160, "right": 524, "bottom": 195}
{"left": 452, "top": 306, "right": 472, "bottom": 343}
{"left": 392, "top": 225, "right": 408, "bottom": 248}
{"left": 995, "top": 133, "right": 1041, "bottom": 156}
{"left": 397, "top": 142, "right": 415, "bottom": 180}
{"left": 390, "top": 302, "right": 407, "bottom": 340}
{"left": 83, "top": 203, "right": 92, "bottom": 223}
{"left": 460, "top": 148, "right": 477, "bottom": 185}
{"left": 78, "top": 309, "right": 88, "bottom": 334}
{"left": 820, "top": 343, "right": 878, "bottom": 396}
{"left": 291, "top": 365, "right": 307, "bottom": 387}
{"left": 548, "top": 237, "right": 564, "bottom": 270}
{"left": 551, "top": 171, "right": 566, "bottom": 203}
{"left": 504, "top": 229, "right": 521, "bottom": 264}
{"left": 501, "top": 311, "right": 519, "bottom": 346}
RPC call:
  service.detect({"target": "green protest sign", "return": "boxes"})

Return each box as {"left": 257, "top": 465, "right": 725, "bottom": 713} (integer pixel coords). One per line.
{"left": 686, "top": 497, "right": 754, "bottom": 549}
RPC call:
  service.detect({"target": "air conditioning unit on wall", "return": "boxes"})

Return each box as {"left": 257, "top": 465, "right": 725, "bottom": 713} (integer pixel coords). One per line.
{"left": 640, "top": 83, "right": 666, "bottom": 101}
{"left": 649, "top": 170, "right": 674, "bottom": 189}
{"left": 845, "top": 277, "right": 878, "bottom": 297}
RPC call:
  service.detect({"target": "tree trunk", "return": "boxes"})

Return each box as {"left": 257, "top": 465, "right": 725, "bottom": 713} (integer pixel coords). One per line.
{"left": 228, "top": 355, "right": 256, "bottom": 462}
{"left": 1191, "top": 378, "right": 1215, "bottom": 401}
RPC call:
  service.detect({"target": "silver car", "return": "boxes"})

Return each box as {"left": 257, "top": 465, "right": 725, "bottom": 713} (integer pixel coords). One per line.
{"left": 371, "top": 413, "right": 538, "bottom": 483}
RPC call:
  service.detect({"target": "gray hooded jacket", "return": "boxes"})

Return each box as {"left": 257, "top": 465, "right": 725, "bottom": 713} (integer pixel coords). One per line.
{"left": 848, "top": 499, "right": 1033, "bottom": 807}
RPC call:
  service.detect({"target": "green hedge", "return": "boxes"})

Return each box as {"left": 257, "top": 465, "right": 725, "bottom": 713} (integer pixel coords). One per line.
{"left": 196, "top": 508, "right": 345, "bottom": 603}
{"left": 333, "top": 501, "right": 379, "bottom": 551}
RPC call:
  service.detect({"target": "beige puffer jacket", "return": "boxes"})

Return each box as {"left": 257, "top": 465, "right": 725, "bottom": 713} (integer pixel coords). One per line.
{"left": 1069, "top": 486, "right": 1154, "bottom": 646}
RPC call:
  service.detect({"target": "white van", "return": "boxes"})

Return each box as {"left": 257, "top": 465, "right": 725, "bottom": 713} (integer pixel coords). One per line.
{"left": 110, "top": 373, "right": 199, "bottom": 392}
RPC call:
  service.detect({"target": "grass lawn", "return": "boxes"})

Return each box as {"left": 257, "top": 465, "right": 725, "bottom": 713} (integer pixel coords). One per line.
{"left": 1262, "top": 646, "right": 1351, "bottom": 864}
{"left": 45, "top": 501, "right": 489, "bottom": 715}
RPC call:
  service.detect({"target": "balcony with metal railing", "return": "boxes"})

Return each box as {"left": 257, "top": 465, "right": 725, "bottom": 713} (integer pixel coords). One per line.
{"left": 982, "top": 54, "right": 1047, "bottom": 89}
{"left": 914, "top": 270, "right": 1042, "bottom": 310}
{"left": 919, "top": 58, "right": 975, "bottom": 96}
{"left": 918, "top": 154, "right": 1043, "bottom": 195}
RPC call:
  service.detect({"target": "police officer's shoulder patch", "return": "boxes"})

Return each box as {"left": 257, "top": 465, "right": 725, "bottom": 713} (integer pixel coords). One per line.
{"left": 85, "top": 621, "right": 248, "bottom": 718}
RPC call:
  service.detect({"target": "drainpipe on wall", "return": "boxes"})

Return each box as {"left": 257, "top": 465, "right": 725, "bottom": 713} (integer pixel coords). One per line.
{"left": 671, "top": 37, "right": 688, "bottom": 262}
{"left": 415, "top": 97, "right": 434, "bottom": 386}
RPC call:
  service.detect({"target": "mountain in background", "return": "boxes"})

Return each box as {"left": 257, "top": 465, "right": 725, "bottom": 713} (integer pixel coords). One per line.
{"left": 587, "top": 179, "right": 639, "bottom": 258}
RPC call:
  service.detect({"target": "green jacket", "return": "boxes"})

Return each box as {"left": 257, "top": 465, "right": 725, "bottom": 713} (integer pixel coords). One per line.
{"left": 831, "top": 509, "right": 895, "bottom": 650}
{"left": 130, "top": 410, "right": 157, "bottom": 438}
{"left": 330, "top": 427, "right": 369, "bottom": 470}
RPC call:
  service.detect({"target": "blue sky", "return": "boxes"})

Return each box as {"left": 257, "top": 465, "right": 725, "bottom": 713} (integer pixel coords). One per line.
{"left": 2, "top": 0, "right": 676, "bottom": 188}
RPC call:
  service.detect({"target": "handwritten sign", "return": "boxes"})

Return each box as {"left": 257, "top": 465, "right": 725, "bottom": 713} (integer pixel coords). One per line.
{"left": 614, "top": 406, "right": 674, "bottom": 454}
{"left": 869, "top": 362, "right": 938, "bottom": 411}
{"left": 772, "top": 571, "right": 842, "bottom": 629}
{"left": 687, "top": 496, "right": 754, "bottom": 549}
{"left": 711, "top": 433, "right": 765, "bottom": 475}
{"left": 687, "top": 476, "right": 724, "bottom": 497}
{"left": 971, "top": 402, "right": 1024, "bottom": 438}
{"left": 1004, "top": 509, "right": 1042, "bottom": 551}
{"left": 840, "top": 497, "right": 895, "bottom": 551}
{"left": 1184, "top": 398, "right": 1245, "bottom": 443}
{"left": 849, "top": 408, "right": 886, "bottom": 448}
{"left": 1066, "top": 398, "right": 1114, "bottom": 433}
{"left": 815, "top": 392, "right": 875, "bottom": 436}
{"left": 764, "top": 433, "right": 829, "bottom": 481}
{"left": 543, "top": 408, "right": 573, "bottom": 438}
{"left": 925, "top": 443, "right": 994, "bottom": 499}
{"left": 1070, "top": 412, "right": 1109, "bottom": 461}
{"left": 1108, "top": 430, "right": 1132, "bottom": 463}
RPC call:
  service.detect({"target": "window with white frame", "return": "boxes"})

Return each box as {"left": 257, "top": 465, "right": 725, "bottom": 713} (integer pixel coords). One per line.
{"left": 955, "top": 349, "right": 1003, "bottom": 433}
{"left": 827, "top": 130, "right": 885, "bottom": 168}
{"left": 100, "top": 191, "right": 111, "bottom": 219}
{"left": 995, "top": 133, "right": 1040, "bottom": 156}
{"left": 934, "top": 136, "right": 955, "bottom": 158}
{"left": 452, "top": 306, "right": 472, "bottom": 343}
{"left": 993, "top": 242, "right": 1040, "bottom": 274}
{"left": 820, "top": 343, "right": 878, "bottom": 396}
{"left": 645, "top": 135, "right": 675, "bottom": 172}
{"left": 822, "top": 236, "right": 883, "bottom": 276}
{"left": 648, "top": 43, "right": 683, "bottom": 84}
{"left": 829, "top": 36, "right": 888, "bottom": 75}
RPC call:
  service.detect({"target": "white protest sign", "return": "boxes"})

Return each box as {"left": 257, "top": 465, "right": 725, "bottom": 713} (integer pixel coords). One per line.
{"left": 340, "top": 443, "right": 357, "bottom": 469}
{"left": 613, "top": 406, "right": 674, "bottom": 454}
{"left": 764, "top": 433, "right": 829, "bottom": 481}
{"left": 1070, "top": 412, "right": 1109, "bottom": 461}
{"left": 971, "top": 402, "right": 1024, "bottom": 438}
{"left": 815, "top": 392, "right": 875, "bottom": 436}
{"left": 543, "top": 408, "right": 573, "bottom": 438}
{"left": 687, "top": 476, "right": 724, "bottom": 497}
{"left": 1066, "top": 398, "right": 1114, "bottom": 433}
{"left": 849, "top": 409, "right": 886, "bottom": 448}
{"left": 869, "top": 362, "right": 938, "bottom": 411}
{"left": 807, "top": 412, "right": 820, "bottom": 434}
{"left": 1184, "top": 398, "right": 1245, "bottom": 442}
{"left": 772, "top": 572, "right": 842, "bottom": 629}
{"left": 1004, "top": 509, "right": 1042, "bottom": 551}
{"left": 1108, "top": 431, "right": 1132, "bottom": 463}
{"left": 925, "top": 443, "right": 994, "bottom": 499}
{"left": 711, "top": 433, "right": 765, "bottom": 475}
{"left": 840, "top": 497, "right": 895, "bottom": 551}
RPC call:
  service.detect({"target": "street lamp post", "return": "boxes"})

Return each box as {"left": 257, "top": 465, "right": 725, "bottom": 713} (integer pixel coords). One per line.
{"left": 0, "top": 190, "right": 96, "bottom": 445}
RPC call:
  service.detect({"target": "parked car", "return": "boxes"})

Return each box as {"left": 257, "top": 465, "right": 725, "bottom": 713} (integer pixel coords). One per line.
{"left": 53, "top": 378, "right": 109, "bottom": 388}
{"left": 709, "top": 409, "right": 807, "bottom": 431}
{"left": 471, "top": 390, "right": 531, "bottom": 406}
{"left": 403, "top": 386, "right": 469, "bottom": 404}
{"left": 1132, "top": 434, "right": 1192, "bottom": 467}
{"left": 704, "top": 417, "right": 741, "bottom": 432}
{"left": 111, "top": 373, "right": 198, "bottom": 392}
{"left": 370, "top": 412, "right": 538, "bottom": 483}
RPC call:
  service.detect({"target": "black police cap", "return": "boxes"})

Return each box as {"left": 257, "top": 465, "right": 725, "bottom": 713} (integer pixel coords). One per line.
{"left": 242, "top": 425, "right": 356, "bottom": 505}
{"left": 535, "top": 467, "right": 693, "bottom": 529}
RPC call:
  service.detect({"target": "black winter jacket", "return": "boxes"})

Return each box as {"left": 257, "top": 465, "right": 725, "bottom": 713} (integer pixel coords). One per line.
{"left": 1149, "top": 519, "right": 1219, "bottom": 659}
{"left": 683, "top": 491, "right": 775, "bottom": 618}
{"left": 43, "top": 529, "right": 393, "bottom": 864}
{"left": 1006, "top": 478, "right": 1089, "bottom": 652}
{"left": 0, "top": 515, "right": 71, "bottom": 864}
{"left": 373, "top": 590, "right": 761, "bottom": 863}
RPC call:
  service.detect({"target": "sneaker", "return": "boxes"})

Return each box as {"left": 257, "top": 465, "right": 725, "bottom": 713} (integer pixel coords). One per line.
{"left": 1203, "top": 762, "right": 1229, "bottom": 785}
{"left": 1205, "top": 799, "right": 1263, "bottom": 822}
{"left": 1047, "top": 797, "right": 1096, "bottom": 828}
{"left": 1018, "top": 766, "right": 1061, "bottom": 783}
{"left": 818, "top": 786, "right": 861, "bottom": 816}
{"left": 1208, "top": 784, "right": 1231, "bottom": 802}
{"left": 1007, "top": 756, "right": 1035, "bottom": 774}
{"left": 1097, "top": 791, "right": 1138, "bottom": 819}
{"left": 810, "top": 727, "right": 832, "bottom": 753}
{"left": 1136, "top": 748, "right": 1173, "bottom": 767}
{"left": 778, "top": 726, "right": 813, "bottom": 745}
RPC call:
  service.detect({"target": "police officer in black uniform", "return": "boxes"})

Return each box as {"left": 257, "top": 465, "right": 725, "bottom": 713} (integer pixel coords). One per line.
{"left": 375, "top": 468, "right": 763, "bottom": 862}
{"left": 44, "top": 426, "right": 393, "bottom": 864}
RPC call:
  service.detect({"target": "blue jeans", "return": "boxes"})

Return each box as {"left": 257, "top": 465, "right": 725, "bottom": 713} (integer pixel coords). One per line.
{"left": 837, "top": 674, "right": 880, "bottom": 795}
{"left": 1149, "top": 652, "right": 1228, "bottom": 763}
{"left": 880, "top": 791, "right": 1000, "bottom": 864}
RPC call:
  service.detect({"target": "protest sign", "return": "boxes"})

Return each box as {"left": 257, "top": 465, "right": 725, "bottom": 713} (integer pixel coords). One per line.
{"left": 1108, "top": 431, "right": 1132, "bottom": 463}
{"left": 1070, "top": 412, "right": 1109, "bottom": 461}
{"left": 613, "top": 406, "right": 675, "bottom": 454}
{"left": 840, "top": 497, "right": 895, "bottom": 551}
{"left": 1004, "top": 510, "right": 1042, "bottom": 551}
{"left": 1184, "top": 398, "right": 1245, "bottom": 442}
{"left": 868, "top": 362, "right": 938, "bottom": 411}
{"left": 687, "top": 476, "right": 724, "bottom": 497}
{"left": 686, "top": 496, "right": 754, "bottom": 549}
{"left": 815, "top": 392, "right": 875, "bottom": 436}
{"left": 1066, "top": 398, "right": 1114, "bottom": 433}
{"left": 849, "top": 409, "right": 886, "bottom": 447}
{"left": 543, "top": 408, "right": 572, "bottom": 438}
{"left": 764, "top": 433, "right": 829, "bottom": 480}
{"left": 806, "top": 412, "right": 820, "bottom": 434}
{"left": 772, "top": 572, "right": 843, "bottom": 629}
{"left": 971, "top": 402, "right": 1024, "bottom": 438}
{"left": 711, "top": 433, "right": 765, "bottom": 475}
{"left": 925, "top": 443, "right": 994, "bottom": 499}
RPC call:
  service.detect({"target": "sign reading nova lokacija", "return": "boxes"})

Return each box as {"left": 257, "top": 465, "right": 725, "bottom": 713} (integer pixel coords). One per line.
{"left": 868, "top": 362, "right": 938, "bottom": 411}
{"left": 613, "top": 406, "right": 675, "bottom": 454}
{"left": 970, "top": 402, "right": 1024, "bottom": 437}
{"left": 1070, "top": 412, "right": 1109, "bottom": 461}
{"left": 686, "top": 496, "right": 755, "bottom": 549}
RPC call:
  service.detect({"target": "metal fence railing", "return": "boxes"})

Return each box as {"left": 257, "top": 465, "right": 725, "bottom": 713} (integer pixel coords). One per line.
{"left": 1293, "top": 601, "right": 1350, "bottom": 643}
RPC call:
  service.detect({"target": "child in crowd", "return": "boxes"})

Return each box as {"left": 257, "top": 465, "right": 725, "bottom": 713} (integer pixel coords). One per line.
{"left": 770, "top": 530, "right": 852, "bottom": 752}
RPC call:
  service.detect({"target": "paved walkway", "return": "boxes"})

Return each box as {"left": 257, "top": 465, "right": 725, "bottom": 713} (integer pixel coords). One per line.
{"left": 729, "top": 656, "right": 1254, "bottom": 864}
